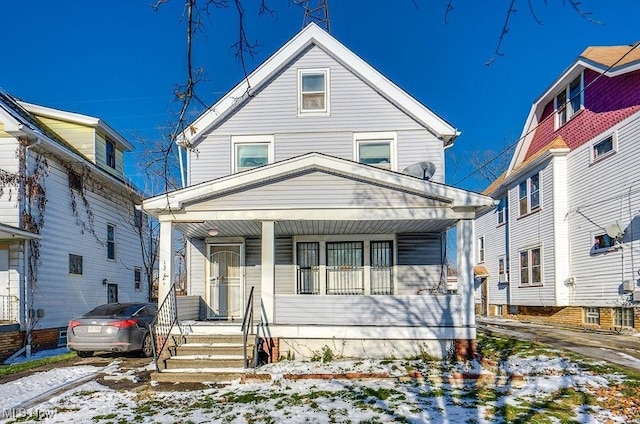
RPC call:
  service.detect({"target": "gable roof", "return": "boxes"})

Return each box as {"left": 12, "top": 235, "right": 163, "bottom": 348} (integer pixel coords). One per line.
{"left": 509, "top": 43, "right": 640, "bottom": 174}
{"left": 143, "top": 152, "right": 492, "bottom": 214}
{"left": 181, "top": 23, "right": 459, "bottom": 148}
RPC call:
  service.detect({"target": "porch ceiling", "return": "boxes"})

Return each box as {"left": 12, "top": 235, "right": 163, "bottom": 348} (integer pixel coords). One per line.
{"left": 175, "top": 218, "right": 457, "bottom": 238}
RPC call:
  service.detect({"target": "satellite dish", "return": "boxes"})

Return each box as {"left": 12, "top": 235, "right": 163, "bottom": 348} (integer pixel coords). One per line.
{"left": 605, "top": 221, "right": 624, "bottom": 239}
{"left": 402, "top": 161, "right": 436, "bottom": 180}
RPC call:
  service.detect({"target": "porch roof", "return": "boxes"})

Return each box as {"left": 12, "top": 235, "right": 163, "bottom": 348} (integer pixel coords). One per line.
{"left": 143, "top": 153, "right": 494, "bottom": 237}
{"left": 0, "top": 222, "right": 41, "bottom": 240}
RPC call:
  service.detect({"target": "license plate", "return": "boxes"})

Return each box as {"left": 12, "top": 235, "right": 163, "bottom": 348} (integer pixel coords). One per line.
{"left": 87, "top": 326, "right": 102, "bottom": 333}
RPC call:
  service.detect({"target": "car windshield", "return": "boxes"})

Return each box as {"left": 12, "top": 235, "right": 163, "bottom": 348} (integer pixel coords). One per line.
{"left": 84, "top": 304, "right": 143, "bottom": 317}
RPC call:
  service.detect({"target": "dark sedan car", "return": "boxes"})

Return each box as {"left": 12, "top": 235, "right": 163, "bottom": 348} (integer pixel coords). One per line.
{"left": 67, "top": 302, "right": 157, "bottom": 358}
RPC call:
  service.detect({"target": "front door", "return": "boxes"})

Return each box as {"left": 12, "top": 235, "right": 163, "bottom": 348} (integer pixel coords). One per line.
{"left": 107, "top": 284, "right": 118, "bottom": 303}
{"left": 207, "top": 244, "right": 242, "bottom": 320}
{"left": 480, "top": 277, "right": 489, "bottom": 316}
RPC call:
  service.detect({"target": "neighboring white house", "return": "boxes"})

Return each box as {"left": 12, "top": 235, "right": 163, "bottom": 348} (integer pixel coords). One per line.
{"left": 0, "top": 89, "right": 149, "bottom": 360}
{"left": 143, "top": 23, "right": 494, "bottom": 360}
{"left": 474, "top": 45, "right": 640, "bottom": 331}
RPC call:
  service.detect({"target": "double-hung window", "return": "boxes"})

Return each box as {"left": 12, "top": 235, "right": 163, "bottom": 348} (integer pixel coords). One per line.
{"left": 555, "top": 73, "right": 583, "bottom": 128}
{"left": 519, "top": 247, "right": 541, "bottom": 286}
{"left": 134, "top": 267, "right": 142, "bottom": 291}
{"left": 107, "top": 224, "right": 116, "bottom": 260}
{"left": 231, "top": 135, "right": 274, "bottom": 172}
{"left": 497, "top": 196, "right": 507, "bottom": 225}
{"left": 299, "top": 69, "right": 329, "bottom": 115}
{"left": 518, "top": 173, "right": 540, "bottom": 216}
{"left": 354, "top": 132, "right": 396, "bottom": 170}
{"left": 106, "top": 139, "right": 116, "bottom": 169}
{"left": 498, "top": 257, "right": 508, "bottom": 283}
{"left": 477, "top": 236, "right": 485, "bottom": 263}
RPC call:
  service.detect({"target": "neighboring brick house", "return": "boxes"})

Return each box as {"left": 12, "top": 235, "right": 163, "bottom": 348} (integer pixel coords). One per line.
{"left": 474, "top": 44, "right": 640, "bottom": 331}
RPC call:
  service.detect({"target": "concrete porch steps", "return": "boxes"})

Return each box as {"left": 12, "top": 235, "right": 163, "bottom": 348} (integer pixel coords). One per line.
{"left": 152, "top": 328, "right": 257, "bottom": 383}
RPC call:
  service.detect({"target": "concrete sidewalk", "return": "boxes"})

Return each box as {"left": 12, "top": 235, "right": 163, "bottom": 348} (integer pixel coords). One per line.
{"left": 477, "top": 316, "right": 640, "bottom": 371}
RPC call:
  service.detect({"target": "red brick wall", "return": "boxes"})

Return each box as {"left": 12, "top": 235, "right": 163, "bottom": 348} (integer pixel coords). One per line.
{"left": 526, "top": 69, "right": 640, "bottom": 160}
{"left": 31, "top": 328, "right": 60, "bottom": 351}
{"left": 0, "top": 330, "right": 24, "bottom": 362}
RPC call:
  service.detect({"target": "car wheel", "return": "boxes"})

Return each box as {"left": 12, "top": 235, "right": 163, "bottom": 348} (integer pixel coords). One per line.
{"left": 141, "top": 333, "right": 153, "bottom": 358}
{"left": 76, "top": 351, "right": 93, "bottom": 358}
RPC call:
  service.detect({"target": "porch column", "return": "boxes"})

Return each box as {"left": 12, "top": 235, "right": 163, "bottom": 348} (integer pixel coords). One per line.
{"left": 456, "top": 219, "right": 475, "bottom": 327}
{"left": 261, "top": 220, "right": 276, "bottom": 325}
{"left": 157, "top": 219, "right": 175, "bottom": 306}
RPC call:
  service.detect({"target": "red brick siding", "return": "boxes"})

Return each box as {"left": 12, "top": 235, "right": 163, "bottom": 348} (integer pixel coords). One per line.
{"left": 31, "top": 328, "right": 61, "bottom": 351}
{"left": 526, "top": 69, "right": 640, "bottom": 160}
{"left": 0, "top": 331, "right": 24, "bottom": 362}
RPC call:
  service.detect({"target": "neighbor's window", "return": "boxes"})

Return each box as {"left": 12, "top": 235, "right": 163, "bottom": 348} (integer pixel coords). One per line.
{"left": 518, "top": 173, "right": 540, "bottom": 216}
{"left": 498, "top": 257, "right": 508, "bottom": 283}
{"left": 497, "top": 196, "right": 508, "bottom": 225}
{"left": 555, "top": 73, "right": 583, "bottom": 128}
{"left": 354, "top": 132, "right": 396, "bottom": 170}
{"left": 69, "top": 254, "right": 83, "bottom": 275}
{"left": 107, "top": 224, "right": 115, "bottom": 260}
{"left": 593, "top": 233, "right": 616, "bottom": 253}
{"left": 592, "top": 134, "right": 616, "bottom": 162}
{"left": 106, "top": 139, "right": 116, "bottom": 169}
{"left": 299, "top": 69, "right": 329, "bottom": 114}
{"left": 477, "top": 236, "right": 485, "bottom": 263}
{"left": 134, "top": 267, "right": 142, "bottom": 291}
{"left": 613, "top": 307, "right": 634, "bottom": 328}
{"left": 519, "top": 247, "right": 541, "bottom": 285}
{"left": 232, "top": 135, "right": 274, "bottom": 172}
{"left": 584, "top": 307, "right": 600, "bottom": 325}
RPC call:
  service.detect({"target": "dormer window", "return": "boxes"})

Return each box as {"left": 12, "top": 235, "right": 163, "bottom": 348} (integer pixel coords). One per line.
{"left": 555, "top": 73, "right": 583, "bottom": 128}
{"left": 231, "top": 135, "right": 274, "bottom": 172}
{"left": 106, "top": 139, "right": 116, "bottom": 169}
{"left": 299, "top": 69, "right": 329, "bottom": 115}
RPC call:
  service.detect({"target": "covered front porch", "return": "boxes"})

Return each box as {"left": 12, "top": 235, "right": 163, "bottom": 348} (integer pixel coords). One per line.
{"left": 144, "top": 153, "right": 493, "bottom": 359}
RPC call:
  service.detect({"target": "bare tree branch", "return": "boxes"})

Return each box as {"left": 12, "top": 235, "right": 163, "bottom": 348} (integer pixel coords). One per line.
{"left": 486, "top": 0, "right": 517, "bottom": 66}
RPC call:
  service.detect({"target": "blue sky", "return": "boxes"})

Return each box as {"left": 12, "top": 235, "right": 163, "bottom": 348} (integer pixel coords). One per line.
{"left": 2, "top": 1, "right": 639, "bottom": 193}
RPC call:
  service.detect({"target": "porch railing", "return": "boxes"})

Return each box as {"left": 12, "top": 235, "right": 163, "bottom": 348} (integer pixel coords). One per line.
{"left": 370, "top": 267, "right": 393, "bottom": 295}
{"left": 241, "top": 286, "right": 256, "bottom": 368}
{"left": 296, "top": 267, "right": 319, "bottom": 294}
{"left": 0, "top": 295, "right": 19, "bottom": 322}
{"left": 326, "top": 267, "right": 364, "bottom": 295}
{"left": 151, "top": 282, "right": 180, "bottom": 372}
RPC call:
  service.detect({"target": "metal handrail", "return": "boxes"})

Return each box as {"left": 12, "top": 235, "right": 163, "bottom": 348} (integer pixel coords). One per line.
{"left": 241, "top": 286, "right": 255, "bottom": 368}
{"left": 150, "top": 282, "right": 179, "bottom": 372}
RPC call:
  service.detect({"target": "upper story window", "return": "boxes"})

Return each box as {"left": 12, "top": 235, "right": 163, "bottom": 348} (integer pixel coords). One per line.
{"left": 498, "top": 257, "right": 508, "bottom": 283}
{"left": 231, "top": 135, "right": 274, "bottom": 172}
{"left": 592, "top": 233, "right": 617, "bottom": 253}
{"left": 107, "top": 224, "right": 116, "bottom": 260}
{"left": 69, "top": 254, "right": 83, "bottom": 275}
{"left": 555, "top": 73, "right": 583, "bottom": 128}
{"left": 519, "top": 246, "right": 541, "bottom": 286}
{"left": 106, "top": 139, "right": 116, "bottom": 169}
{"left": 298, "top": 69, "right": 329, "bottom": 115}
{"left": 497, "top": 196, "right": 508, "bottom": 225}
{"left": 134, "top": 267, "right": 142, "bottom": 291}
{"left": 477, "top": 235, "right": 485, "bottom": 263}
{"left": 591, "top": 133, "right": 616, "bottom": 163}
{"left": 354, "top": 132, "right": 397, "bottom": 170}
{"left": 518, "top": 173, "right": 540, "bottom": 216}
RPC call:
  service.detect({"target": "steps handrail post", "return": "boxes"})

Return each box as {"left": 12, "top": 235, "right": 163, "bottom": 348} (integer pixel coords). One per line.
{"left": 151, "top": 282, "right": 179, "bottom": 372}
{"left": 241, "top": 286, "right": 255, "bottom": 368}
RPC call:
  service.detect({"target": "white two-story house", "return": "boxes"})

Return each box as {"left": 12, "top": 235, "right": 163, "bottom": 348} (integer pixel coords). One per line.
{"left": 0, "top": 90, "right": 149, "bottom": 360}
{"left": 475, "top": 45, "right": 640, "bottom": 331}
{"left": 143, "top": 23, "right": 493, "bottom": 360}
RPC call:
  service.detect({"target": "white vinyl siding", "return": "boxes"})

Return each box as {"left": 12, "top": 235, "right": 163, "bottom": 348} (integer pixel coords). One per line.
{"left": 30, "top": 153, "right": 147, "bottom": 328}
{"left": 473, "top": 206, "right": 509, "bottom": 305}
{"left": 0, "top": 136, "right": 20, "bottom": 226}
{"left": 567, "top": 112, "right": 640, "bottom": 306}
{"left": 188, "top": 46, "right": 444, "bottom": 185}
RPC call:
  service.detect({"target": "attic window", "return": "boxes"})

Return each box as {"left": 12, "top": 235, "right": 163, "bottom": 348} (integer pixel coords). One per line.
{"left": 106, "top": 139, "right": 116, "bottom": 169}
{"left": 299, "top": 69, "right": 329, "bottom": 115}
{"left": 555, "top": 73, "right": 583, "bottom": 128}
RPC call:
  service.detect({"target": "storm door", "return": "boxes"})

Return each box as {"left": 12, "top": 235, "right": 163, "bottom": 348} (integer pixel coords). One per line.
{"left": 207, "top": 244, "right": 243, "bottom": 320}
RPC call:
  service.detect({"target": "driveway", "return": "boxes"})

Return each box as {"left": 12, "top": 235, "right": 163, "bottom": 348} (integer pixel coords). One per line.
{"left": 477, "top": 316, "right": 640, "bottom": 372}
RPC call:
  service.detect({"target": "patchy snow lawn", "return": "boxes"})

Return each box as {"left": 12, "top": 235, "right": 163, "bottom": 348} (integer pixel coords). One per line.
{"left": 1, "top": 337, "right": 639, "bottom": 423}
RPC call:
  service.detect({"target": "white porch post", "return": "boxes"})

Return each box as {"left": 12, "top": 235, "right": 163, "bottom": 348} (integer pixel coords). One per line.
{"left": 261, "top": 220, "right": 276, "bottom": 325}
{"left": 158, "top": 219, "right": 175, "bottom": 306}
{"left": 457, "top": 219, "right": 475, "bottom": 327}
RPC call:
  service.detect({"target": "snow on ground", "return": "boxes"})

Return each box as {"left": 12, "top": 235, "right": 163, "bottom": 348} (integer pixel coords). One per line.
{"left": 0, "top": 351, "right": 637, "bottom": 423}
